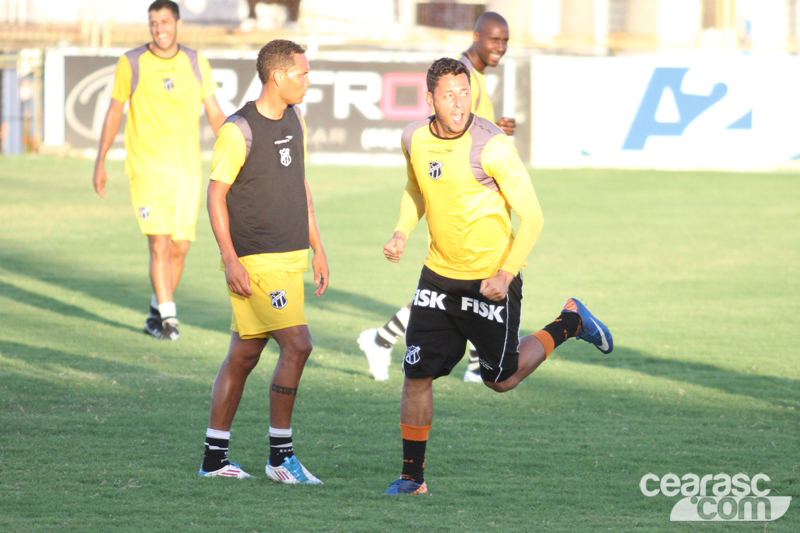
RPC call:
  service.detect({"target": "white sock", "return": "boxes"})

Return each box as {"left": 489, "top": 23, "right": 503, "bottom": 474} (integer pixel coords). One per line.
{"left": 150, "top": 294, "right": 159, "bottom": 309}
{"left": 269, "top": 426, "right": 292, "bottom": 438}
{"left": 206, "top": 428, "right": 230, "bottom": 440}
{"left": 158, "top": 302, "right": 177, "bottom": 319}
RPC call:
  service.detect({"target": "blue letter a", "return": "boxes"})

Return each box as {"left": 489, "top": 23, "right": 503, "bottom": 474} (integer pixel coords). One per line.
{"left": 623, "top": 68, "right": 728, "bottom": 150}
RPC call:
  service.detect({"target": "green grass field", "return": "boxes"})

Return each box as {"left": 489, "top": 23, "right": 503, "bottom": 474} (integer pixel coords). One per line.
{"left": 1, "top": 156, "right": 798, "bottom": 532}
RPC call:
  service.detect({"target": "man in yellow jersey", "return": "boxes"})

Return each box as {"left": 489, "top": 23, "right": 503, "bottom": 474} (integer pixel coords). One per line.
{"left": 460, "top": 11, "right": 515, "bottom": 136}
{"left": 382, "top": 58, "right": 613, "bottom": 495}
{"left": 198, "top": 40, "right": 329, "bottom": 483}
{"left": 357, "top": 11, "right": 516, "bottom": 382}
{"left": 93, "top": 0, "right": 225, "bottom": 341}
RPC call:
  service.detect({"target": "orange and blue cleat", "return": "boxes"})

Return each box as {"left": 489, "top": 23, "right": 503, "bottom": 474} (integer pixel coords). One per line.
{"left": 562, "top": 298, "right": 613, "bottom": 354}
{"left": 384, "top": 477, "right": 428, "bottom": 495}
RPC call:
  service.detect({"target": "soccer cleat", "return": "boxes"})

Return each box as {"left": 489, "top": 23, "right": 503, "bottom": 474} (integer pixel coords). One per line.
{"left": 462, "top": 369, "right": 483, "bottom": 383}
{"left": 266, "top": 455, "right": 323, "bottom": 485}
{"left": 160, "top": 317, "right": 180, "bottom": 341}
{"left": 562, "top": 298, "right": 613, "bottom": 354}
{"left": 198, "top": 462, "right": 252, "bottom": 478}
{"left": 143, "top": 306, "right": 162, "bottom": 338}
{"left": 357, "top": 328, "right": 391, "bottom": 381}
{"left": 384, "top": 477, "right": 428, "bottom": 495}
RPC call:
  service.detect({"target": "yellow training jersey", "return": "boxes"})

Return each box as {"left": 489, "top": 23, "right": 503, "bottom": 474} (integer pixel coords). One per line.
{"left": 395, "top": 115, "right": 543, "bottom": 280}
{"left": 112, "top": 44, "right": 217, "bottom": 177}
{"left": 459, "top": 53, "right": 495, "bottom": 123}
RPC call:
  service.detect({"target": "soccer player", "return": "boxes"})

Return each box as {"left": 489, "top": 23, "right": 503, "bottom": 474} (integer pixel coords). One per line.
{"left": 92, "top": 0, "right": 225, "bottom": 341}
{"left": 357, "top": 11, "right": 516, "bottom": 382}
{"left": 382, "top": 58, "right": 613, "bottom": 495}
{"left": 198, "top": 39, "right": 328, "bottom": 483}
{"left": 460, "top": 11, "right": 516, "bottom": 136}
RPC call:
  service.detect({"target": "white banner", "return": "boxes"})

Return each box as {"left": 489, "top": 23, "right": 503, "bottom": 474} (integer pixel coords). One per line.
{"left": 530, "top": 55, "right": 800, "bottom": 170}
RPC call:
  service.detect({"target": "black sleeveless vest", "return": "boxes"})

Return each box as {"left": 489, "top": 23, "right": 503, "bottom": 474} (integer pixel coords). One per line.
{"left": 224, "top": 102, "right": 309, "bottom": 258}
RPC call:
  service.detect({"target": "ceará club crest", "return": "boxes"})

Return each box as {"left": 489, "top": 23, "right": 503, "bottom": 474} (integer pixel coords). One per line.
{"left": 428, "top": 161, "right": 442, "bottom": 180}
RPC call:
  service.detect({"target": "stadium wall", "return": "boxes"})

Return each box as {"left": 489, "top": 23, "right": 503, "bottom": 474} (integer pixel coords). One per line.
{"left": 42, "top": 48, "right": 519, "bottom": 165}
{"left": 36, "top": 49, "right": 800, "bottom": 170}
{"left": 529, "top": 54, "right": 800, "bottom": 170}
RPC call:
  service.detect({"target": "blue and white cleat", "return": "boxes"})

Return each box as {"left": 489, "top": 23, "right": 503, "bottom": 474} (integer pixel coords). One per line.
{"left": 198, "top": 462, "right": 252, "bottom": 478}
{"left": 266, "top": 456, "right": 323, "bottom": 485}
{"left": 562, "top": 298, "right": 613, "bottom": 354}
{"left": 384, "top": 477, "right": 428, "bottom": 495}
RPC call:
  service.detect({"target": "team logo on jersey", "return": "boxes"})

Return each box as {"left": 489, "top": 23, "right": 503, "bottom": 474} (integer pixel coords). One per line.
{"left": 138, "top": 206, "right": 151, "bottom": 220}
{"left": 270, "top": 290, "right": 287, "bottom": 309}
{"left": 162, "top": 78, "right": 174, "bottom": 91}
{"left": 404, "top": 345, "right": 421, "bottom": 365}
{"left": 280, "top": 148, "right": 292, "bottom": 166}
{"left": 428, "top": 161, "right": 443, "bottom": 180}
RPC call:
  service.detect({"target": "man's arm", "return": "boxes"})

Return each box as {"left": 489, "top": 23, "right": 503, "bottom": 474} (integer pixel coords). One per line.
{"left": 203, "top": 93, "right": 226, "bottom": 136}
{"left": 305, "top": 179, "right": 329, "bottom": 296}
{"left": 479, "top": 137, "right": 544, "bottom": 301}
{"left": 207, "top": 179, "right": 252, "bottom": 297}
{"left": 92, "top": 99, "right": 125, "bottom": 198}
{"left": 496, "top": 117, "right": 516, "bottom": 136}
{"left": 385, "top": 150, "right": 424, "bottom": 263}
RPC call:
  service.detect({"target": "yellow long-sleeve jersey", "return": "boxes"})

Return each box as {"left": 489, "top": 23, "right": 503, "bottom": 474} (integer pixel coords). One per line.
{"left": 395, "top": 114, "right": 543, "bottom": 280}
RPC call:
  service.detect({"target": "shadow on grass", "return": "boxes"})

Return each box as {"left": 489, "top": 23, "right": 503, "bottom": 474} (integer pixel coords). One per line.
{"left": 565, "top": 344, "right": 799, "bottom": 409}
{"left": 0, "top": 339, "right": 153, "bottom": 382}
{"left": 302, "top": 280, "right": 406, "bottom": 318}
{"left": 0, "top": 250, "right": 406, "bottom": 339}
{"left": 0, "top": 280, "right": 141, "bottom": 334}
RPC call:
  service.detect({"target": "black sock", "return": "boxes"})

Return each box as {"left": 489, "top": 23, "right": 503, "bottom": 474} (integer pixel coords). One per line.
{"left": 401, "top": 439, "right": 427, "bottom": 484}
{"left": 541, "top": 312, "right": 582, "bottom": 349}
{"left": 269, "top": 435, "right": 294, "bottom": 467}
{"left": 202, "top": 437, "right": 230, "bottom": 472}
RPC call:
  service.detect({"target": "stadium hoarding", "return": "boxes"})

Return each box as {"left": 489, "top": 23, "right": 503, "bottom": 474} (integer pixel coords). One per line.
{"left": 530, "top": 55, "right": 800, "bottom": 170}
{"left": 43, "top": 48, "right": 524, "bottom": 164}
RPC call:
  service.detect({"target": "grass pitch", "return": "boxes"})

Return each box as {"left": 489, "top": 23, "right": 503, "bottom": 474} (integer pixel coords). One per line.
{"left": 0, "top": 156, "right": 798, "bottom": 532}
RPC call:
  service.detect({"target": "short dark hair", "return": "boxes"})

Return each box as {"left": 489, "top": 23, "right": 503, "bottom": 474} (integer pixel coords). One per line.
{"left": 426, "top": 57, "right": 470, "bottom": 93}
{"left": 256, "top": 39, "right": 306, "bottom": 84}
{"left": 149, "top": 0, "right": 180, "bottom": 20}
{"left": 474, "top": 11, "right": 508, "bottom": 33}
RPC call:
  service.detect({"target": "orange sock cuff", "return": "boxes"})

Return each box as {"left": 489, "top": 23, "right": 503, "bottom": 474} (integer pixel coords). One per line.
{"left": 532, "top": 330, "right": 556, "bottom": 357}
{"left": 400, "top": 423, "right": 432, "bottom": 442}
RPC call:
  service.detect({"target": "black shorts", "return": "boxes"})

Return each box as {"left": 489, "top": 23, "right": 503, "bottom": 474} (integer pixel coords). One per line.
{"left": 403, "top": 266, "right": 523, "bottom": 383}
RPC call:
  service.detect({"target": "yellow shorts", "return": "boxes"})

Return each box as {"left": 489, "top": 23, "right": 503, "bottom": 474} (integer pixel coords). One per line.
{"left": 230, "top": 270, "right": 307, "bottom": 339}
{"left": 129, "top": 172, "right": 202, "bottom": 241}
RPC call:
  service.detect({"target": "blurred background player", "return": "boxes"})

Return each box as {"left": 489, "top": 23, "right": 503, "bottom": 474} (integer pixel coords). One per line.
{"left": 460, "top": 12, "right": 515, "bottom": 136}
{"left": 92, "top": 0, "right": 225, "bottom": 341}
{"left": 199, "top": 40, "right": 329, "bottom": 483}
{"left": 382, "top": 57, "right": 613, "bottom": 495}
{"left": 357, "top": 11, "right": 515, "bottom": 382}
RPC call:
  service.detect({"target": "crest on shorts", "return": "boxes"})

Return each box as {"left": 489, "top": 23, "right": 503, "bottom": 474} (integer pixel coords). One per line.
{"left": 270, "top": 290, "right": 287, "bottom": 309}
{"left": 428, "top": 161, "right": 443, "bottom": 180}
{"left": 163, "top": 78, "right": 174, "bottom": 91}
{"left": 138, "top": 206, "right": 151, "bottom": 220}
{"left": 280, "top": 147, "right": 292, "bottom": 167}
{"left": 404, "top": 345, "right": 421, "bottom": 365}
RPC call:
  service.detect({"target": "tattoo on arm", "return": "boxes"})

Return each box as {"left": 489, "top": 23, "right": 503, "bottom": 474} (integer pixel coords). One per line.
{"left": 271, "top": 383, "right": 298, "bottom": 396}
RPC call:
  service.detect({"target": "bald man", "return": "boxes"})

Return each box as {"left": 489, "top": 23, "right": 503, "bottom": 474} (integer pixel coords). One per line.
{"left": 460, "top": 11, "right": 515, "bottom": 136}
